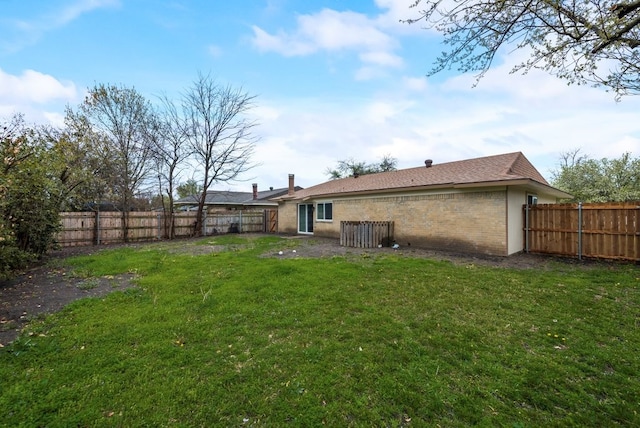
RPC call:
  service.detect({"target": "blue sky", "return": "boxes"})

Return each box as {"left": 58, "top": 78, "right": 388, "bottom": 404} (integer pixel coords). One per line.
{"left": 1, "top": 0, "right": 639, "bottom": 192}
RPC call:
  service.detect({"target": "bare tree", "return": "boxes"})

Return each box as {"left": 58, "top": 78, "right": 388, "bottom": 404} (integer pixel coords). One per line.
{"left": 555, "top": 148, "right": 588, "bottom": 170}
{"left": 182, "top": 74, "right": 258, "bottom": 235}
{"left": 76, "top": 83, "right": 156, "bottom": 241}
{"left": 406, "top": 1, "right": 640, "bottom": 99}
{"left": 151, "top": 95, "right": 191, "bottom": 238}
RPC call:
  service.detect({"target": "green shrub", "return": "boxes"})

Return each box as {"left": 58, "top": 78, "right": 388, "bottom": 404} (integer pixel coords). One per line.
{"left": 0, "top": 244, "right": 33, "bottom": 280}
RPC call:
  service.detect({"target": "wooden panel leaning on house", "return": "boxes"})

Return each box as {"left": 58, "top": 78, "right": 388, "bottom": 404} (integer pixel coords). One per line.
{"left": 524, "top": 202, "right": 640, "bottom": 261}
{"left": 340, "top": 221, "right": 394, "bottom": 249}
{"left": 57, "top": 210, "right": 273, "bottom": 247}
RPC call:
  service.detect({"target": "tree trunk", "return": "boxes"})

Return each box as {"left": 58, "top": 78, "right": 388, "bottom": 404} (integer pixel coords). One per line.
{"left": 194, "top": 196, "right": 206, "bottom": 237}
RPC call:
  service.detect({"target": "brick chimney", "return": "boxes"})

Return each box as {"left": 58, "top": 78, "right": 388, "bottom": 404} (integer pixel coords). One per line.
{"left": 252, "top": 183, "right": 258, "bottom": 200}
{"left": 288, "top": 174, "right": 295, "bottom": 195}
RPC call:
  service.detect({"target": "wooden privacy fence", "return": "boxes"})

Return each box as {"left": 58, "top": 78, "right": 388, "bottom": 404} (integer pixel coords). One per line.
{"left": 340, "top": 221, "right": 394, "bottom": 248}
{"left": 201, "top": 211, "right": 266, "bottom": 235}
{"left": 524, "top": 202, "right": 640, "bottom": 261}
{"left": 57, "top": 210, "right": 275, "bottom": 247}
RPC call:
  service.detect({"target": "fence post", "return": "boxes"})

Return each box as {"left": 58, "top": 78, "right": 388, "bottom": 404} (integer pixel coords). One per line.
{"left": 578, "top": 202, "right": 583, "bottom": 260}
{"left": 239, "top": 211, "right": 243, "bottom": 233}
{"left": 157, "top": 213, "right": 162, "bottom": 240}
{"left": 95, "top": 211, "right": 101, "bottom": 246}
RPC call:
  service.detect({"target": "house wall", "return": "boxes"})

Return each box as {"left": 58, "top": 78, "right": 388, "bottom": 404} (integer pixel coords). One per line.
{"left": 277, "top": 201, "right": 299, "bottom": 234}
{"left": 507, "top": 187, "right": 527, "bottom": 255}
{"left": 283, "top": 188, "right": 510, "bottom": 255}
{"left": 506, "top": 187, "right": 563, "bottom": 255}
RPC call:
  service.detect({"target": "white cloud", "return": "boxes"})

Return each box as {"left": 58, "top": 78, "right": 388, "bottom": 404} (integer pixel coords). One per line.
{"left": 251, "top": 26, "right": 315, "bottom": 56}
{"left": 401, "top": 60, "right": 640, "bottom": 178}
{"left": 359, "top": 50, "right": 403, "bottom": 68}
{"left": 0, "top": 68, "right": 77, "bottom": 104}
{"left": 443, "top": 63, "right": 579, "bottom": 103}
{"left": 251, "top": 105, "right": 281, "bottom": 121}
{"left": 354, "top": 66, "right": 386, "bottom": 81}
{"left": 299, "top": 9, "right": 393, "bottom": 51}
{"left": 43, "top": 111, "right": 67, "bottom": 127}
{"left": 54, "top": 0, "right": 120, "bottom": 28}
{"left": 0, "top": 68, "right": 79, "bottom": 124}
{"left": 250, "top": 8, "right": 403, "bottom": 77}
{"left": 403, "top": 76, "right": 428, "bottom": 91}
{"left": 239, "top": 56, "right": 640, "bottom": 191}
{"left": 374, "top": 0, "right": 427, "bottom": 34}
{"left": 252, "top": 9, "right": 395, "bottom": 55}
{"left": 367, "top": 102, "right": 396, "bottom": 124}
{"left": 1, "top": 0, "right": 120, "bottom": 53}
{"left": 207, "top": 44, "right": 223, "bottom": 58}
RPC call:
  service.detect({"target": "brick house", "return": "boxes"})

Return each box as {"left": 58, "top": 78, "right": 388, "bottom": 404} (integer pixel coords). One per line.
{"left": 276, "top": 152, "right": 571, "bottom": 256}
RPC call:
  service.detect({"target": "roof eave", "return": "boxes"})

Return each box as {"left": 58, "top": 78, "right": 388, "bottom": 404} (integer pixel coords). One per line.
{"left": 242, "top": 202, "right": 278, "bottom": 207}
{"left": 455, "top": 179, "right": 572, "bottom": 198}
{"left": 523, "top": 181, "right": 573, "bottom": 199}
{"left": 285, "top": 179, "right": 573, "bottom": 201}
{"left": 296, "top": 182, "right": 458, "bottom": 200}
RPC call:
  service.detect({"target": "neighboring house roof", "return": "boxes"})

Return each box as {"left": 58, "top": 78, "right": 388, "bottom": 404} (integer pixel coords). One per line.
{"left": 175, "top": 186, "right": 303, "bottom": 208}
{"left": 280, "top": 152, "right": 571, "bottom": 200}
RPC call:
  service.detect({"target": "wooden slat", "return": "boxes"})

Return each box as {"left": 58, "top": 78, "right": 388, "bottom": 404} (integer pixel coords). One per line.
{"left": 57, "top": 210, "right": 269, "bottom": 247}
{"left": 524, "top": 202, "right": 640, "bottom": 261}
{"left": 340, "top": 221, "right": 393, "bottom": 249}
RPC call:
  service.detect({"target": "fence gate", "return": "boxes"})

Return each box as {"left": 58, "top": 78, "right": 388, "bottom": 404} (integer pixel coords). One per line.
{"left": 265, "top": 209, "right": 278, "bottom": 233}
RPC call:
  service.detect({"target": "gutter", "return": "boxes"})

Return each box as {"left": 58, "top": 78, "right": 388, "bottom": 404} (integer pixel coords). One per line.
{"left": 276, "top": 179, "right": 572, "bottom": 202}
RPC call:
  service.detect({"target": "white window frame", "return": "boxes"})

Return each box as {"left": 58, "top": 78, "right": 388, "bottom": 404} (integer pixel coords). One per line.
{"left": 316, "top": 201, "right": 333, "bottom": 222}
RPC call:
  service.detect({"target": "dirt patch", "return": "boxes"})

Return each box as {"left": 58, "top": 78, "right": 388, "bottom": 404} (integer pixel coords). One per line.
{"left": 0, "top": 234, "right": 610, "bottom": 346}
{"left": 263, "top": 235, "right": 573, "bottom": 269}
{"left": 0, "top": 246, "right": 136, "bottom": 347}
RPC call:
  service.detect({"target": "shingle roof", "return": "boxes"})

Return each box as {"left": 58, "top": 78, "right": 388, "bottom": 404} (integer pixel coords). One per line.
{"left": 175, "top": 186, "right": 302, "bottom": 206}
{"left": 285, "top": 152, "right": 556, "bottom": 200}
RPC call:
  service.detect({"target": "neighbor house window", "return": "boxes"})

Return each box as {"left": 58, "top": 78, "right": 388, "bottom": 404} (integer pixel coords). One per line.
{"left": 527, "top": 194, "right": 538, "bottom": 205}
{"left": 316, "top": 202, "right": 333, "bottom": 221}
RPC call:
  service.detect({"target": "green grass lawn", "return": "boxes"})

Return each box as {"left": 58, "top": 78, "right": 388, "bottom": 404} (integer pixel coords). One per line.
{"left": 1, "top": 235, "right": 638, "bottom": 427}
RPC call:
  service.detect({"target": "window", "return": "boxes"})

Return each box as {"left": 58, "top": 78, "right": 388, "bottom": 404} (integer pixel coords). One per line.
{"left": 527, "top": 194, "right": 538, "bottom": 205}
{"left": 316, "top": 202, "right": 333, "bottom": 221}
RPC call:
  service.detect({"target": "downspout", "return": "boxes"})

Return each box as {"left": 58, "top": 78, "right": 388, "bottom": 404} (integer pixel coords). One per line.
{"left": 525, "top": 203, "right": 530, "bottom": 254}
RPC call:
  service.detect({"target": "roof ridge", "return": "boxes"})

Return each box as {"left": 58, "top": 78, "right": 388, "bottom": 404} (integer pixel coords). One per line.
{"left": 506, "top": 152, "right": 549, "bottom": 185}
{"left": 501, "top": 152, "right": 524, "bottom": 176}
{"left": 285, "top": 151, "right": 551, "bottom": 200}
